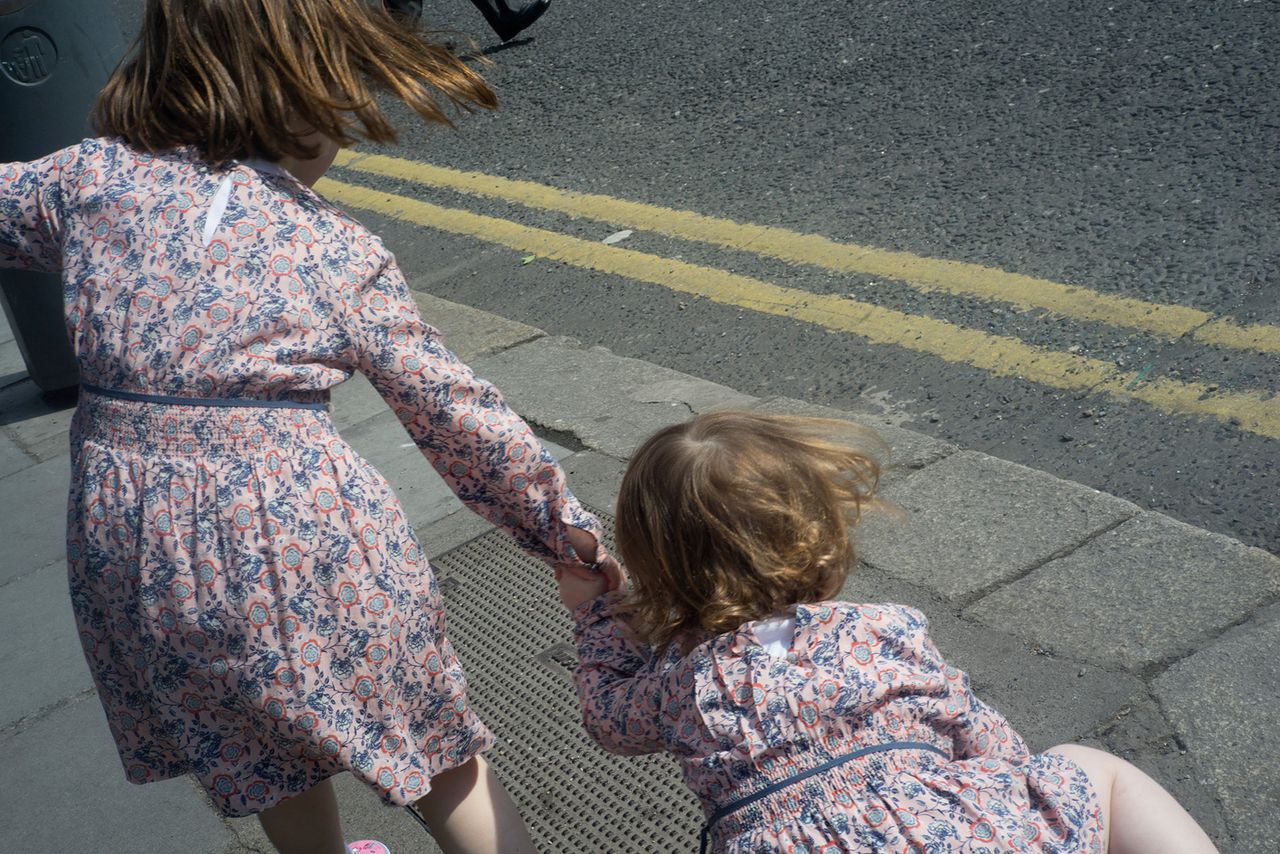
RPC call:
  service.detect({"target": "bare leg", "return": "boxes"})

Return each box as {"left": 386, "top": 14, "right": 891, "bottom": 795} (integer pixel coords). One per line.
{"left": 1046, "top": 744, "right": 1218, "bottom": 854}
{"left": 411, "top": 755, "right": 537, "bottom": 854}
{"left": 257, "top": 776, "right": 347, "bottom": 854}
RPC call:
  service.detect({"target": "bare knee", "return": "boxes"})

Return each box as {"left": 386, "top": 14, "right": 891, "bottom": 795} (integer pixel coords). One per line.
{"left": 413, "top": 755, "right": 485, "bottom": 816}
{"left": 424, "top": 755, "right": 483, "bottom": 795}
{"left": 434, "top": 754, "right": 483, "bottom": 781}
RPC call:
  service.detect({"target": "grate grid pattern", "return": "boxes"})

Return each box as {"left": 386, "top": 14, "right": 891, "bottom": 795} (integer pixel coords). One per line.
{"left": 434, "top": 510, "right": 702, "bottom": 852}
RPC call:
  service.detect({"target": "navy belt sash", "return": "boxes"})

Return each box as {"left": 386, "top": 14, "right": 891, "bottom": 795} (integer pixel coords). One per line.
{"left": 699, "top": 741, "right": 950, "bottom": 853}
{"left": 81, "top": 382, "right": 329, "bottom": 411}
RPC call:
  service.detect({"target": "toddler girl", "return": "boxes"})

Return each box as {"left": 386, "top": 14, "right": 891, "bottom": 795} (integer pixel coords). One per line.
{"left": 557, "top": 411, "right": 1217, "bottom": 853}
{"left": 0, "top": 1, "right": 619, "bottom": 852}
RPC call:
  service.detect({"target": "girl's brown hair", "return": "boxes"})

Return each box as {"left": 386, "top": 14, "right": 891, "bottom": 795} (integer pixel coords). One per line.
{"left": 94, "top": 0, "right": 497, "bottom": 166}
{"left": 615, "top": 410, "right": 885, "bottom": 653}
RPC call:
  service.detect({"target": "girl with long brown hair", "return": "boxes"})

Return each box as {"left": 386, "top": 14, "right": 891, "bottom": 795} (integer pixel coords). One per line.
{"left": 557, "top": 410, "right": 1217, "bottom": 854}
{"left": 0, "top": 1, "right": 619, "bottom": 851}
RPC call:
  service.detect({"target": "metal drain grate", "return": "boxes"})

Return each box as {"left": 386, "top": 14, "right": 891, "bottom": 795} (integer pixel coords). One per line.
{"left": 434, "top": 510, "right": 701, "bottom": 853}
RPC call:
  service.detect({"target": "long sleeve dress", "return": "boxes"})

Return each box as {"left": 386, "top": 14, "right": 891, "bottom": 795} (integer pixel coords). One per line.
{"left": 0, "top": 138, "right": 604, "bottom": 817}
{"left": 572, "top": 597, "right": 1104, "bottom": 853}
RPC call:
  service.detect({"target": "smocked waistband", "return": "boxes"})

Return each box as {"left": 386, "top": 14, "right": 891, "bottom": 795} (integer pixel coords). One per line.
{"left": 700, "top": 741, "right": 951, "bottom": 853}
{"left": 75, "top": 385, "right": 340, "bottom": 457}
{"left": 80, "top": 383, "right": 330, "bottom": 411}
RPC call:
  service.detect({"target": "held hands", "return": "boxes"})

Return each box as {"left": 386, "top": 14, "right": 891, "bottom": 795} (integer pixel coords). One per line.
{"left": 563, "top": 526, "right": 627, "bottom": 589}
{"left": 559, "top": 526, "right": 626, "bottom": 609}
{"left": 555, "top": 565, "right": 612, "bottom": 611}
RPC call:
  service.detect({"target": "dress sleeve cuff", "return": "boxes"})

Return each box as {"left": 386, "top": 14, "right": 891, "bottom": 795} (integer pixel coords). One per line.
{"left": 572, "top": 591, "right": 622, "bottom": 629}
{"left": 555, "top": 499, "right": 608, "bottom": 570}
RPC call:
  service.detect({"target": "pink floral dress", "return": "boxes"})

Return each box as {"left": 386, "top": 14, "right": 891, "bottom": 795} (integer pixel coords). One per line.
{"left": 572, "top": 598, "right": 1105, "bottom": 853}
{"left": 1, "top": 138, "right": 604, "bottom": 817}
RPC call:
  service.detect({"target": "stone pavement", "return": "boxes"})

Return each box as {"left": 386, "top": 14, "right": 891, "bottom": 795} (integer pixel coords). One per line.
{"left": 0, "top": 284, "right": 1276, "bottom": 852}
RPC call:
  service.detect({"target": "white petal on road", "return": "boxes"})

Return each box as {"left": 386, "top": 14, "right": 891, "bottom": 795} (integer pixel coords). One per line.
{"left": 602, "top": 229, "right": 634, "bottom": 245}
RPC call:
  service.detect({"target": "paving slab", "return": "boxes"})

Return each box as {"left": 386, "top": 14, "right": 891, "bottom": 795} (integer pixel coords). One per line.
{"left": 752, "top": 395, "right": 957, "bottom": 476}
{"left": 407, "top": 287, "right": 544, "bottom": 362}
{"left": 338, "top": 409, "right": 478, "bottom": 530}
{"left": 967, "top": 513, "right": 1280, "bottom": 671}
{"left": 0, "top": 432, "right": 33, "bottom": 479}
{"left": 410, "top": 458, "right": 622, "bottom": 564}
{"left": 411, "top": 456, "right": 624, "bottom": 566}
{"left": 1, "top": 693, "right": 231, "bottom": 853}
{"left": 0, "top": 451, "right": 70, "bottom": 585}
{"left": 330, "top": 371, "right": 390, "bottom": 431}
{"left": 0, "top": 289, "right": 1259, "bottom": 851}
{"left": 1152, "top": 605, "right": 1280, "bottom": 854}
{"left": 857, "top": 451, "right": 1138, "bottom": 601}
{"left": 557, "top": 449, "right": 628, "bottom": 514}
{"left": 417, "top": 506, "right": 495, "bottom": 560}
{"left": 471, "top": 336, "right": 758, "bottom": 459}
{"left": 841, "top": 565, "right": 1142, "bottom": 751}
{"left": 0, "top": 381, "right": 75, "bottom": 462}
{"left": 329, "top": 292, "right": 543, "bottom": 433}
{"left": 339, "top": 407, "right": 576, "bottom": 534}
{"left": 0, "top": 560, "right": 93, "bottom": 730}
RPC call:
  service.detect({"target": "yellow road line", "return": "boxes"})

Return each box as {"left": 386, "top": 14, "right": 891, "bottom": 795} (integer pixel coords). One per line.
{"left": 318, "top": 176, "right": 1280, "bottom": 441}
{"left": 332, "top": 150, "right": 1280, "bottom": 355}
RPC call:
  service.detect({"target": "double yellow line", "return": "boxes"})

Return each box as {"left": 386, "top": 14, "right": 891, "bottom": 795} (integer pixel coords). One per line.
{"left": 318, "top": 151, "right": 1280, "bottom": 440}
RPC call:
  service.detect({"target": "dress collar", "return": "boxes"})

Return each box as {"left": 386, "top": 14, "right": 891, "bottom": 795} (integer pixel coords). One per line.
{"left": 240, "top": 157, "right": 296, "bottom": 181}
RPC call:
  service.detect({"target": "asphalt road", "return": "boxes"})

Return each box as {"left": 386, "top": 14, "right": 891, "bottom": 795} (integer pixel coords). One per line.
{"left": 107, "top": 0, "right": 1279, "bottom": 553}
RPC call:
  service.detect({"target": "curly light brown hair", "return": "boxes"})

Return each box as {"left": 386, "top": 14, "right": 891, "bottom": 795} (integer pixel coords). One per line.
{"left": 615, "top": 410, "right": 885, "bottom": 653}
{"left": 93, "top": 0, "right": 496, "bottom": 166}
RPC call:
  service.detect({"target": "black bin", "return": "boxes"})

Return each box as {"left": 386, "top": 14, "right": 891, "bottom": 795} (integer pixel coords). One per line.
{"left": 1, "top": 0, "right": 128, "bottom": 390}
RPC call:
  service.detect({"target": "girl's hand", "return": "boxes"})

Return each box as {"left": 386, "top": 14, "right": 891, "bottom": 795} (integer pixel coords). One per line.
{"left": 555, "top": 566, "right": 611, "bottom": 611}
{"left": 564, "top": 527, "right": 627, "bottom": 591}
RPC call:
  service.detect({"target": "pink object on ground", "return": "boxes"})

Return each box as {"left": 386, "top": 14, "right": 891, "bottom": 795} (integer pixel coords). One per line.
{"left": 347, "top": 841, "right": 392, "bottom": 854}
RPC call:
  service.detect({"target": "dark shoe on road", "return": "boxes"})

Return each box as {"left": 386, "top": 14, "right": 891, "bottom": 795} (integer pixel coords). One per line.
{"left": 469, "top": 0, "right": 551, "bottom": 42}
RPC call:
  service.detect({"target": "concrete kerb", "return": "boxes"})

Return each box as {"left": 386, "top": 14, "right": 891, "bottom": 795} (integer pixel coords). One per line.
{"left": 750, "top": 395, "right": 958, "bottom": 475}
{"left": 857, "top": 451, "right": 1141, "bottom": 602}
{"left": 967, "top": 513, "right": 1280, "bottom": 674}
{"left": 1084, "top": 687, "right": 1232, "bottom": 843}
{"left": 469, "top": 336, "right": 758, "bottom": 460}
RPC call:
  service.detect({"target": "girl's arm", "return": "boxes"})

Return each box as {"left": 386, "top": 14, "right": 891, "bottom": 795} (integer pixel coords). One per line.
{"left": 945, "top": 686, "right": 1027, "bottom": 762}
{"left": 569, "top": 594, "right": 672, "bottom": 756}
{"left": 343, "top": 255, "right": 608, "bottom": 576}
{"left": 898, "top": 609, "right": 1027, "bottom": 761}
{"left": 0, "top": 145, "right": 80, "bottom": 272}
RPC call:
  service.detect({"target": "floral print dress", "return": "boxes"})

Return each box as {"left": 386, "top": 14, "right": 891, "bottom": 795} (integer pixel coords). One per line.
{"left": 0, "top": 138, "right": 604, "bottom": 817}
{"left": 572, "top": 598, "right": 1104, "bottom": 853}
